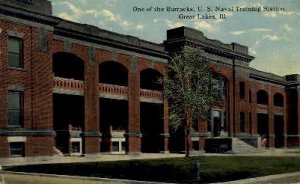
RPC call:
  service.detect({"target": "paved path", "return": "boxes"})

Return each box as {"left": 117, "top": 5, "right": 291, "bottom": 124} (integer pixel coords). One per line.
{"left": 217, "top": 172, "right": 300, "bottom": 184}
{"left": 0, "top": 153, "right": 184, "bottom": 166}
{"left": 2, "top": 173, "right": 127, "bottom": 184}
{"left": 3, "top": 171, "right": 300, "bottom": 184}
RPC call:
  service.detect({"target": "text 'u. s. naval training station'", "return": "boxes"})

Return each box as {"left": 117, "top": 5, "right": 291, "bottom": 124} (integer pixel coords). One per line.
{"left": 132, "top": 6, "right": 287, "bottom": 21}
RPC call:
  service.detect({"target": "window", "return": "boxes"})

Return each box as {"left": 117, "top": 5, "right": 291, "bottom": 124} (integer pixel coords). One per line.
{"left": 213, "top": 75, "right": 228, "bottom": 99}
{"left": 239, "top": 82, "right": 245, "bottom": 99}
{"left": 10, "top": 142, "right": 25, "bottom": 157}
{"left": 112, "top": 142, "right": 119, "bottom": 152}
{"left": 8, "top": 36, "right": 23, "bottom": 68}
{"left": 257, "top": 90, "right": 268, "bottom": 105}
{"left": 121, "top": 142, "right": 126, "bottom": 152}
{"left": 192, "top": 141, "right": 199, "bottom": 151}
{"left": 71, "top": 142, "right": 80, "bottom": 153}
{"left": 274, "top": 93, "right": 284, "bottom": 107}
{"left": 240, "top": 112, "right": 245, "bottom": 132}
{"left": 8, "top": 91, "right": 24, "bottom": 127}
{"left": 112, "top": 140, "right": 126, "bottom": 153}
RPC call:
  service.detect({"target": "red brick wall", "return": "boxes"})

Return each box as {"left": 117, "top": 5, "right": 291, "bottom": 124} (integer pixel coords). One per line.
{"left": 0, "top": 137, "right": 9, "bottom": 157}
{"left": 249, "top": 81, "right": 286, "bottom": 147}
{"left": 0, "top": 20, "right": 55, "bottom": 157}
{"left": 26, "top": 137, "right": 55, "bottom": 156}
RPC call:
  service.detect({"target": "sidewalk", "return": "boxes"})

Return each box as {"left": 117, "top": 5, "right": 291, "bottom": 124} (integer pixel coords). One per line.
{"left": 1, "top": 148, "right": 299, "bottom": 166}
{"left": 2, "top": 170, "right": 300, "bottom": 184}
{"left": 216, "top": 171, "right": 300, "bottom": 184}
{"left": 0, "top": 153, "right": 184, "bottom": 167}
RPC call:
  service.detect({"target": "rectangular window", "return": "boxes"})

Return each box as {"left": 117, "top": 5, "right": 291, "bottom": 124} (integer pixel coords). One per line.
{"left": 8, "top": 36, "right": 23, "bottom": 68}
{"left": 121, "top": 141, "right": 126, "bottom": 152}
{"left": 10, "top": 142, "right": 25, "bottom": 157}
{"left": 112, "top": 142, "right": 119, "bottom": 152}
{"left": 239, "top": 82, "right": 245, "bottom": 99}
{"left": 192, "top": 141, "right": 199, "bottom": 151}
{"left": 240, "top": 112, "right": 245, "bottom": 132}
{"left": 8, "top": 91, "right": 24, "bottom": 127}
{"left": 71, "top": 142, "right": 80, "bottom": 153}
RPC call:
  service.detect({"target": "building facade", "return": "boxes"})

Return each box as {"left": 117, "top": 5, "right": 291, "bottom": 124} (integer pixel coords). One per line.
{"left": 0, "top": 0, "right": 299, "bottom": 158}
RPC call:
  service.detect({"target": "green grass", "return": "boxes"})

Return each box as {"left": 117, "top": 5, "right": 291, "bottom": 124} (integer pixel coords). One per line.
{"left": 5, "top": 156, "right": 300, "bottom": 183}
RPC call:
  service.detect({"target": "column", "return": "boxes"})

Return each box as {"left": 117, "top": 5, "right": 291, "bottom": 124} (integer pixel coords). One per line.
{"left": 268, "top": 89, "right": 275, "bottom": 148}
{"left": 199, "top": 120, "right": 208, "bottom": 151}
{"left": 83, "top": 47, "right": 101, "bottom": 154}
{"left": 161, "top": 99, "right": 170, "bottom": 153}
{"left": 126, "top": 56, "right": 141, "bottom": 154}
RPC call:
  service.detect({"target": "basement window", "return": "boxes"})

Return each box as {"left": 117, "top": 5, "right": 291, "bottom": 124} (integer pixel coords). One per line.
{"left": 71, "top": 142, "right": 81, "bottom": 153}
{"left": 9, "top": 142, "right": 25, "bottom": 157}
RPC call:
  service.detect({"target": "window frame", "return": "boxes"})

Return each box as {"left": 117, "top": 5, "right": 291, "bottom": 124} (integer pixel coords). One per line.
{"left": 239, "top": 81, "right": 245, "bottom": 99}
{"left": 8, "top": 36, "right": 24, "bottom": 68}
{"left": 9, "top": 142, "right": 25, "bottom": 157}
{"left": 8, "top": 90, "right": 24, "bottom": 127}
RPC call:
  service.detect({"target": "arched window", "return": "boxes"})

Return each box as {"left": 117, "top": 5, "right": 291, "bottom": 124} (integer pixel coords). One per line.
{"left": 273, "top": 93, "right": 284, "bottom": 107}
{"left": 213, "top": 74, "right": 228, "bottom": 99}
{"left": 140, "top": 68, "right": 163, "bottom": 91}
{"left": 53, "top": 52, "right": 84, "bottom": 80}
{"left": 257, "top": 90, "right": 268, "bottom": 105}
{"left": 99, "top": 61, "right": 128, "bottom": 86}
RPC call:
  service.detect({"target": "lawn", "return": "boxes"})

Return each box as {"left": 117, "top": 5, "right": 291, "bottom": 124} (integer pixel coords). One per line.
{"left": 5, "top": 156, "right": 300, "bottom": 183}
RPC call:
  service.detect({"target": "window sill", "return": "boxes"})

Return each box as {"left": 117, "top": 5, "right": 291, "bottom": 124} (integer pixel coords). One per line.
{"left": 9, "top": 155, "right": 25, "bottom": 158}
{"left": 7, "top": 67, "right": 26, "bottom": 71}
{"left": 274, "top": 106, "right": 284, "bottom": 108}
{"left": 7, "top": 126, "right": 24, "bottom": 129}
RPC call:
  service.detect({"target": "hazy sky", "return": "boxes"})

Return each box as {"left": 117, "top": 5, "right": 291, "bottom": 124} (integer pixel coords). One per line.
{"left": 49, "top": 0, "right": 300, "bottom": 76}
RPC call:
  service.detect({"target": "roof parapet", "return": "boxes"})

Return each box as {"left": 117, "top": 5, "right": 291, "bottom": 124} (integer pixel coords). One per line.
{"left": 286, "top": 74, "right": 300, "bottom": 82}
{"left": 0, "top": 0, "right": 52, "bottom": 15}
{"left": 166, "top": 26, "right": 253, "bottom": 62}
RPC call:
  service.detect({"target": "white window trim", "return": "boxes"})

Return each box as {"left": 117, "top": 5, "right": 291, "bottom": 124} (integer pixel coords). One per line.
{"left": 7, "top": 136, "right": 26, "bottom": 142}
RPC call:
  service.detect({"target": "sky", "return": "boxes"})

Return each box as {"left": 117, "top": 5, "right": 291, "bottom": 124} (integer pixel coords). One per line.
{"left": 49, "top": 0, "right": 300, "bottom": 76}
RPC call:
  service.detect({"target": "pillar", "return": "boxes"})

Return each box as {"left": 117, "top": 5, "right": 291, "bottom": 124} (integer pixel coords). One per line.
{"left": 199, "top": 120, "right": 208, "bottom": 150}
{"left": 161, "top": 99, "right": 170, "bottom": 153}
{"left": 126, "top": 56, "right": 141, "bottom": 154}
{"left": 83, "top": 47, "right": 101, "bottom": 154}
{"left": 268, "top": 89, "right": 275, "bottom": 148}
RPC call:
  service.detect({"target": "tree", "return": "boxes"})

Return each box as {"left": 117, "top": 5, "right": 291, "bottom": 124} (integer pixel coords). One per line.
{"left": 163, "top": 47, "right": 222, "bottom": 157}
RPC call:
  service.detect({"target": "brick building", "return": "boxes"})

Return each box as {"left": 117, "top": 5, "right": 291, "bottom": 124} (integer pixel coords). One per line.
{"left": 0, "top": 0, "right": 299, "bottom": 158}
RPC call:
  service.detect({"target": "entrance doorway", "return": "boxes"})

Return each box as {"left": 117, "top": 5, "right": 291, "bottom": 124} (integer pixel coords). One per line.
{"left": 210, "top": 110, "right": 226, "bottom": 137}
{"left": 274, "top": 115, "right": 284, "bottom": 148}
{"left": 257, "top": 113, "right": 269, "bottom": 145}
